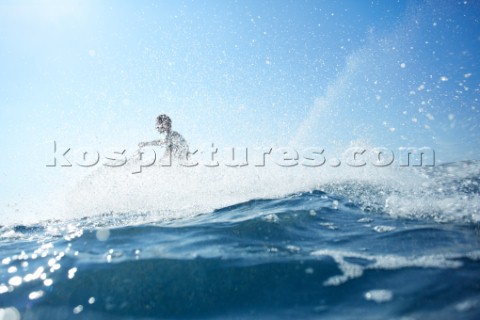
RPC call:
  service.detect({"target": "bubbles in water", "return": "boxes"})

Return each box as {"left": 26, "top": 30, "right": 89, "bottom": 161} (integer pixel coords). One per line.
{"left": 28, "top": 290, "right": 44, "bottom": 300}
{"left": 364, "top": 289, "right": 393, "bottom": 303}
{"left": 7, "top": 266, "right": 17, "bottom": 273}
{"left": 0, "top": 285, "right": 9, "bottom": 294}
{"left": 332, "top": 200, "right": 339, "bottom": 210}
{"left": 263, "top": 213, "right": 280, "bottom": 223}
{"left": 96, "top": 229, "right": 110, "bottom": 241}
{"left": 373, "top": 226, "right": 396, "bottom": 233}
{"left": 8, "top": 276, "right": 22, "bottom": 286}
{"left": 68, "top": 267, "right": 77, "bottom": 279}
{"left": 73, "top": 305, "right": 84, "bottom": 314}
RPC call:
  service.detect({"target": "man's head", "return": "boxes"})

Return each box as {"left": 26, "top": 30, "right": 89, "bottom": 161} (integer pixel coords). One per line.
{"left": 156, "top": 114, "right": 172, "bottom": 134}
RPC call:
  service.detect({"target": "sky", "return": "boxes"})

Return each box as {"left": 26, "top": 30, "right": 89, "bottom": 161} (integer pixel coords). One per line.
{"left": 0, "top": 0, "right": 479, "bottom": 215}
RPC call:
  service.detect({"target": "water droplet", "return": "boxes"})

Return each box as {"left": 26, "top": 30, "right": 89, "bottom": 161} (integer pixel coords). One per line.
{"left": 73, "top": 305, "right": 84, "bottom": 314}
{"left": 332, "top": 200, "right": 339, "bottom": 209}
{"left": 68, "top": 267, "right": 77, "bottom": 279}
{"left": 7, "top": 266, "right": 17, "bottom": 274}
{"left": 364, "top": 289, "right": 393, "bottom": 303}
{"left": 8, "top": 276, "right": 22, "bottom": 286}
{"left": 29, "top": 290, "right": 44, "bottom": 300}
{"left": 0, "top": 285, "right": 9, "bottom": 294}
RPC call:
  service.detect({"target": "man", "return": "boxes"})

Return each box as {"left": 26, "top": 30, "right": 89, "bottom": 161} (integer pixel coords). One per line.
{"left": 138, "top": 114, "right": 189, "bottom": 160}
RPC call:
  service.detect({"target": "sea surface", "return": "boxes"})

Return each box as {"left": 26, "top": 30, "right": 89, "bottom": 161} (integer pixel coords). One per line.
{"left": 1, "top": 161, "right": 480, "bottom": 319}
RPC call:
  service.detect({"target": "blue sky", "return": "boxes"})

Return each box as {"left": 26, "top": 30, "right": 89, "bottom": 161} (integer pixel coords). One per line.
{"left": 0, "top": 0, "right": 479, "bottom": 213}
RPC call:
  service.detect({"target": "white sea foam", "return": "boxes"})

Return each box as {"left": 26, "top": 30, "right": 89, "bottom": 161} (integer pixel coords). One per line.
{"left": 311, "top": 248, "right": 480, "bottom": 286}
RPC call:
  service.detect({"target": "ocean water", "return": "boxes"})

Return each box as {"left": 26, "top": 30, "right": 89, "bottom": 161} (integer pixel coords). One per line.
{"left": 1, "top": 161, "right": 479, "bottom": 319}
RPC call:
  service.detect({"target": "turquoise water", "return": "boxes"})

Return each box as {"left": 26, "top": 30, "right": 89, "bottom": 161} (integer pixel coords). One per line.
{"left": 1, "top": 162, "right": 479, "bottom": 319}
